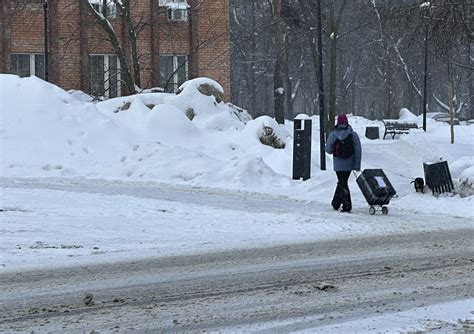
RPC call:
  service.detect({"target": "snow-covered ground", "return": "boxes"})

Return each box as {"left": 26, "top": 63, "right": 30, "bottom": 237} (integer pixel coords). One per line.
{"left": 2, "top": 75, "right": 472, "bottom": 194}
{"left": 312, "top": 299, "right": 474, "bottom": 333}
{"left": 0, "top": 75, "right": 473, "bottom": 330}
{"left": 1, "top": 74, "right": 473, "bottom": 270}
{"left": 2, "top": 178, "right": 471, "bottom": 272}
{"left": 264, "top": 299, "right": 474, "bottom": 333}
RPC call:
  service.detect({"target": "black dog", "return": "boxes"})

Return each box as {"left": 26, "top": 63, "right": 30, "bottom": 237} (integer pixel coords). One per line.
{"left": 410, "top": 178, "right": 424, "bottom": 193}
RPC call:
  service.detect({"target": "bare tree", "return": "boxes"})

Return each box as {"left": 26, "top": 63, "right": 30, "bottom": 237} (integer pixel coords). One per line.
{"left": 327, "top": 0, "right": 348, "bottom": 134}
{"left": 81, "top": 0, "right": 142, "bottom": 95}
{"left": 273, "top": 0, "right": 286, "bottom": 124}
{"left": 422, "top": 0, "right": 471, "bottom": 143}
{"left": 229, "top": 0, "right": 472, "bottom": 127}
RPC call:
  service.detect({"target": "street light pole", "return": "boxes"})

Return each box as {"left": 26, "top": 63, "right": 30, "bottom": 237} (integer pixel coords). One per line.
{"left": 421, "top": 5, "right": 432, "bottom": 132}
{"left": 42, "top": 0, "right": 49, "bottom": 82}
{"left": 422, "top": 22, "right": 428, "bottom": 132}
{"left": 316, "top": 0, "right": 326, "bottom": 170}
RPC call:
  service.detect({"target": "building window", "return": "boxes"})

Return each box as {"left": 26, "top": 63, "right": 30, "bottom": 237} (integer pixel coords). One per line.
{"left": 10, "top": 54, "right": 45, "bottom": 80}
{"left": 88, "top": 0, "right": 117, "bottom": 19}
{"left": 167, "top": 8, "right": 188, "bottom": 21}
{"left": 9, "top": 0, "right": 41, "bottom": 10}
{"left": 158, "top": 0, "right": 187, "bottom": 5}
{"left": 90, "top": 55, "right": 121, "bottom": 98}
{"left": 160, "top": 55, "right": 188, "bottom": 93}
{"left": 159, "top": 0, "right": 189, "bottom": 22}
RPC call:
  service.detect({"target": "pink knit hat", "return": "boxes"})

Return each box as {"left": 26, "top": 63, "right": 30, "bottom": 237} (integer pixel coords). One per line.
{"left": 337, "top": 114, "right": 348, "bottom": 125}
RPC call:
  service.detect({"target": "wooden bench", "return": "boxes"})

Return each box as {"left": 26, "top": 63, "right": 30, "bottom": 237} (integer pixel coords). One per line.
{"left": 382, "top": 120, "right": 419, "bottom": 139}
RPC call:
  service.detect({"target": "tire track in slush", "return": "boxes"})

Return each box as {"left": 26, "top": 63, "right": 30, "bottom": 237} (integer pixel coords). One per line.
{"left": 0, "top": 229, "right": 473, "bottom": 332}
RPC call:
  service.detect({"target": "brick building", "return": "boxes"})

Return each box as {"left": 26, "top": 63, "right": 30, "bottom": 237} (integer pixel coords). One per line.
{"left": 0, "top": 0, "right": 231, "bottom": 99}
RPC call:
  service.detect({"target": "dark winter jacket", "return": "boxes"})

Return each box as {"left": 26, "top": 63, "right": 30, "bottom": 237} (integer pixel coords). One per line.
{"left": 325, "top": 124, "right": 362, "bottom": 171}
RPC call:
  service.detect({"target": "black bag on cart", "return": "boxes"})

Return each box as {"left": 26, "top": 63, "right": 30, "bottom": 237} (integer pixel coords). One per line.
{"left": 356, "top": 169, "right": 396, "bottom": 214}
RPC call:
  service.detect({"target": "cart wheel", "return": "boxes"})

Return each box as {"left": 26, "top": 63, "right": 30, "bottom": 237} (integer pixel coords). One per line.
{"left": 369, "top": 207, "right": 376, "bottom": 215}
{"left": 382, "top": 207, "right": 388, "bottom": 215}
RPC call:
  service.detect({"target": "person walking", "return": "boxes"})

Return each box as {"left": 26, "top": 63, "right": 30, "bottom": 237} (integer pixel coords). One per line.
{"left": 325, "top": 114, "right": 362, "bottom": 212}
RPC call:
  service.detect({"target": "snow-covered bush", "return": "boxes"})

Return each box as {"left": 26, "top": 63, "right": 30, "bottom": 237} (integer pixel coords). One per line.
{"left": 185, "top": 108, "right": 196, "bottom": 120}
{"left": 165, "top": 78, "right": 225, "bottom": 119}
{"left": 162, "top": 77, "right": 252, "bottom": 131}
{"left": 175, "top": 77, "right": 224, "bottom": 103}
{"left": 260, "top": 126, "right": 286, "bottom": 149}
{"left": 447, "top": 157, "right": 474, "bottom": 198}
{"left": 456, "top": 178, "right": 474, "bottom": 198}
{"left": 243, "top": 116, "right": 290, "bottom": 149}
{"left": 227, "top": 103, "right": 252, "bottom": 125}
{"left": 196, "top": 82, "right": 224, "bottom": 103}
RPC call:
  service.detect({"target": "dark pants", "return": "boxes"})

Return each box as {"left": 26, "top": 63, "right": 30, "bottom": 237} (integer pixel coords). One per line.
{"left": 332, "top": 171, "right": 352, "bottom": 211}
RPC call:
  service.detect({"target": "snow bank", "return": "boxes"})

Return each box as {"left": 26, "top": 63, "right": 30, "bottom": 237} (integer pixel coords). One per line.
{"left": 399, "top": 107, "right": 418, "bottom": 122}
{"left": 1, "top": 75, "right": 473, "bottom": 213}
{"left": 0, "top": 75, "right": 130, "bottom": 177}
{"left": 451, "top": 156, "right": 474, "bottom": 181}
{"left": 0, "top": 75, "right": 261, "bottom": 185}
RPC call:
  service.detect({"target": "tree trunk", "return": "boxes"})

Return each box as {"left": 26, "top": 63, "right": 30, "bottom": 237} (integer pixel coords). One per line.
{"left": 469, "top": 38, "right": 473, "bottom": 120}
{"left": 387, "top": 59, "right": 393, "bottom": 118}
{"left": 122, "top": 0, "right": 141, "bottom": 88}
{"left": 326, "top": 0, "right": 346, "bottom": 134}
{"left": 298, "top": 0, "right": 320, "bottom": 118}
{"left": 447, "top": 61, "right": 454, "bottom": 144}
{"left": 378, "top": 47, "right": 394, "bottom": 120}
{"left": 327, "top": 35, "right": 337, "bottom": 134}
{"left": 82, "top": 0, "right": 136, "bottom": 95}
{"left": 273, "top": 0, "right": 285, "bottom": 124}
{"left": 1, "top": 0, "right": 11, "bottom": 74}
{"left": 249, "top": 1, "right": 257, "bottom": 115}
{"left": 79, "top": 1, "right": 88, "bottom": 91}
{"left": 285, "top": 48, "right": 294, "bottom": 119}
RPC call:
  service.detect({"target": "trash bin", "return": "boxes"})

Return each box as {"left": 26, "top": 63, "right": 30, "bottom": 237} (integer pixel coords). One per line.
{"left": 423, "top": 160, "right": 454, "bottom": 194}
{"left": 293, "top": 119, "right": 312, "bottom": 181}
{"left": 365, "top": 126, "right": 379, "bottom": 139}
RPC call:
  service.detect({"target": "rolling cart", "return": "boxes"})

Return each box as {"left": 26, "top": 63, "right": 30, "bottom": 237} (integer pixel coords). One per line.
{"left": 355, "top": 169, "right": 396, "bottom": 215}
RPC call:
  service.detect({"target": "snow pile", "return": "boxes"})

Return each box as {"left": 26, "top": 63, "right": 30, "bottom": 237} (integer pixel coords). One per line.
{"left": 0, "top": 75, "right": 277, "bottom": 188}
{"left": 67, "top": 89, "right": 96, "bottom": 103}
{"left": 450, "top": 156, "right": 474, "bottom": 181}
{"left": 1, "top": 75, "right": 473, "bottom": 209}
{"left": 0, "top": 75, "right": 130, "bottom": 177}
{"left": 399, "top": 107, "right": 418, "bottom": 122}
